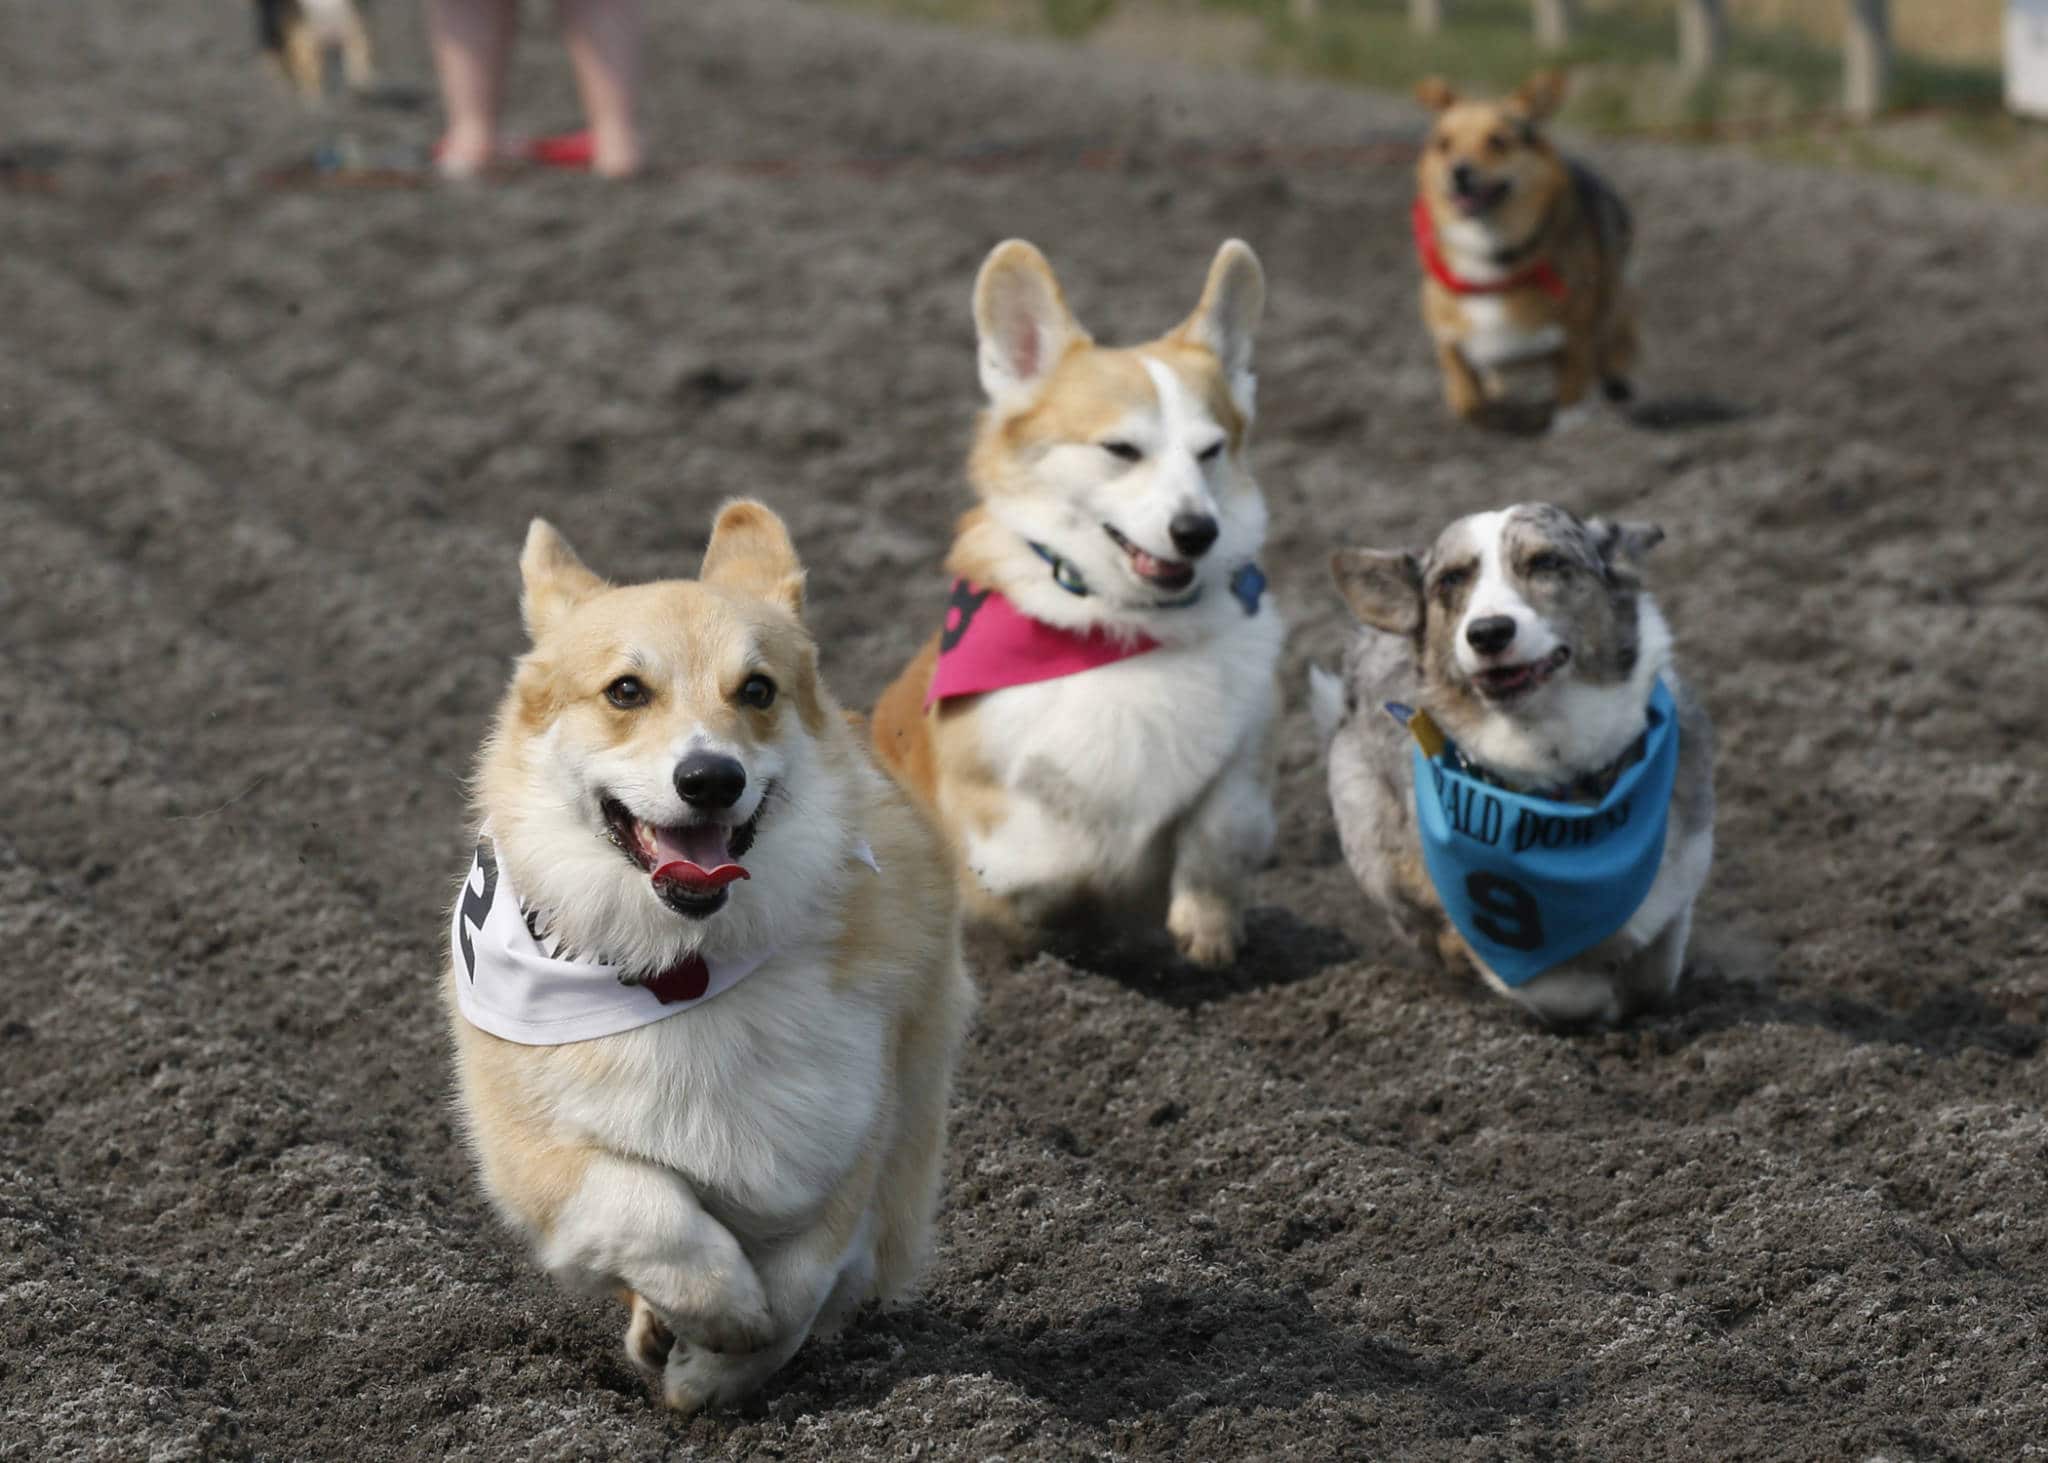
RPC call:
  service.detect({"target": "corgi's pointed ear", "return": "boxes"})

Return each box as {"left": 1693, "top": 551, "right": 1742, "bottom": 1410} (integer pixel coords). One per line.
{"left": 1331, "top": 548, "right": 1424, "bottom": 636}
{"left": 1414, "top": 76, "right": 1458, "bottom": 112}
{"left": 700, "top": 498, "right": 806, "bottom": 618}
{"left": 520, "top": 519, "right": 606, "bottom": 641}
{"left": 1511, "top": 68, "right": 1568, "bottom": 122}
{"left": 1174, "top": 239, "right": 1265, "bottom": 413}
{"left": 974, "top": 239, "right": 1088, "bottom": 408}
{"left": 1589, "top": 518, "right": 1663, "bottom": 581}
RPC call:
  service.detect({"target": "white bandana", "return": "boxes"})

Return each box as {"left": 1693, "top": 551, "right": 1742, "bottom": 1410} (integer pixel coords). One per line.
{"left": 451, "top": 834, "right": 878, "bottom": 1046}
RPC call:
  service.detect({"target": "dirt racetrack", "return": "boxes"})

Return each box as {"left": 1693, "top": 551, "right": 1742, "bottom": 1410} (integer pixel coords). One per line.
{"left": 4, "top": 1, "right": 2047, "bottom": 1457}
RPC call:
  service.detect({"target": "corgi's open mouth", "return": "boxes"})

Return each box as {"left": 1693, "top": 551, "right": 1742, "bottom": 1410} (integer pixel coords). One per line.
{"left": 600, "top": 795, "right": 764, "bottom": 919}
{"left": 1451, "top": 178, "right": 1512, "bottom": 216}
{"left": 1475, "top": 646, "right": 1570, "bottom": 701}
{"left": 1103, "top": 524, "right": 1196, "bottom": 594}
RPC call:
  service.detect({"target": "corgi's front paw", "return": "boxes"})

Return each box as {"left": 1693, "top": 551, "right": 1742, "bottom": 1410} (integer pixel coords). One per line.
{"left": 687, "top": 1279, "right": 775, "bottom": 1356}
{"left": 662, "top": 1341, "right": 775, "bottom": 1415}
{"left": 649, "top": 1261, "right": 774, "bottom": 1358}
{"left": 623, "top": 1293, "right": 676, "bottom": 1375}
{"left": 1169, "top": 892, "right": 1239, "bottom": 968}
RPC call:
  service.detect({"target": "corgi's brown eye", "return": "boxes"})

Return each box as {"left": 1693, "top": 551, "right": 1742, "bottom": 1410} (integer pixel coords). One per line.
{"left": 1425, "top": 565, "right": 1474, "bottom": 598}
{"left": 1435, "top": 136, "right": 1453, "bottom": 153}
{"left": 738, "top": 674, "right": 776, "bottom": 710}
{"left": 1101, "top": 441, "right": 1143, "bottom": 463}
{"left": 605, "top": 676, "right": 650, "bottom": 709}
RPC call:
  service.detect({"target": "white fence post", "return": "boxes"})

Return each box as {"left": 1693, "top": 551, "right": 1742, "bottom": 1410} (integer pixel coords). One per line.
{"left": 2013, "top": 0, "right": 2048, "bottom": 119}
{"left": 1411, "top": 0, "right": 1446, "bottom": 37}
{"left": 1844, "top": 0, "right": 1893, "bottom": 119}
{"left": 1532, "top": 0, "right": 1575, "bottom": 50}
{"left": 1678, "top": 0, "right": 1727, "bottom": 79}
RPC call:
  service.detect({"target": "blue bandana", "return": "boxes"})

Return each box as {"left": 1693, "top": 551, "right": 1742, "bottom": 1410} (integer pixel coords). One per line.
{"left": 1406, "top": 681, "right": 1680, "bottom": 986}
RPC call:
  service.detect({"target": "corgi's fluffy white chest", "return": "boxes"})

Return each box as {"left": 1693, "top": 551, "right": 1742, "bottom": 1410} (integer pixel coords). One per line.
{"left": 960, "top": 602, "right": 1284, "bottom": 896}
{"left": 532, "top": 952, "right": 889, "bottom": 1226}
{"left": 1454, "top": 296, "right": 1566, "bottom": 370}
{"left": 298, "top": 0, "right": 359, "bottom": 37}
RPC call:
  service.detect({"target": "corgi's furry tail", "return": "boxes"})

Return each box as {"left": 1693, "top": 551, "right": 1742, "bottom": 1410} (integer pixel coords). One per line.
{"left": 1308, "top": 664, "right": 1346, "bottom": 745}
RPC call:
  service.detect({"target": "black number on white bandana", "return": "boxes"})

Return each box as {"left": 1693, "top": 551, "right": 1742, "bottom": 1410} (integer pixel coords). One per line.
{"left": 1467, "top": 872, "right": 1543, "bottom": 952}
{"left": 458, "top": 841, "right": 498, "bottom": 980}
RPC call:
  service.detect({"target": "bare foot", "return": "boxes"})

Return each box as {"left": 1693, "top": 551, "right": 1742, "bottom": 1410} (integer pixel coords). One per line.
{"left": 433, "top": 131, "right": 531, "bottom": 180}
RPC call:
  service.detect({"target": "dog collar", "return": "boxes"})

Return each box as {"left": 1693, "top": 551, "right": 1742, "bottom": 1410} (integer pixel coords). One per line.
{"left": 1390, "top": 700, "right": 1651, "bottom": 805}
{"left": 1411, "top": 196, "right": 1568, "bottom": 302}
{"left": 1028, "top": 540, "right": 1095, "bottom": 597}
{"left": 1025, "top": 540, "right": 1264, "bottom": 616}
{"left": 451, "top": 833, "right": 878, "bottom": 1046}
{"left": 1403, "top": 681, "right": 1680, "bottom": 987}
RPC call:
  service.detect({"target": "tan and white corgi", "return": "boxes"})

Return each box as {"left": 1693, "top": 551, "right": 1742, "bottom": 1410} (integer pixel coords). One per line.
{"left": 871, "top": 239, "right": 1283, "bottom": 967}
{"left": 446, "top": 502, "right": 972, "bottom": 1413}
{"left": 1312, "top": 503, "right": 1714, "bottom": 1025}
{"left": 1412, "top": 70, "right": 1638, "bottom": 434}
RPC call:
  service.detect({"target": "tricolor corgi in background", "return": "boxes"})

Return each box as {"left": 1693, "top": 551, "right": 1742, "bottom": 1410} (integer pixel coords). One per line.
{"left": 1312, "top": 503, "right": 1713, "bottom": 1025}
{"left": 447, "top": 502, "right": 972, "bottom": 1413}
{"left": 255, "top": 0, "right": 376, "bottom": 102}
{"left": 1413, "top": 71, "right": 1638, "bottom": 434}
{"left": 872, "top": 239, "right": 1283, "bottom": 968}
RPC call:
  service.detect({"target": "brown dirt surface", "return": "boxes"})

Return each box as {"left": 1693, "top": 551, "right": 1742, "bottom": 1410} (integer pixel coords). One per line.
{"left": 3, "top": 2, "right": 2046, "bottom": 1458}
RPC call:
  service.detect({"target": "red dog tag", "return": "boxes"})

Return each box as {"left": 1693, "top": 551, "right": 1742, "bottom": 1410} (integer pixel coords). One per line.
{"left": 643, "top": 955, "right": 712, "bottom": 1005}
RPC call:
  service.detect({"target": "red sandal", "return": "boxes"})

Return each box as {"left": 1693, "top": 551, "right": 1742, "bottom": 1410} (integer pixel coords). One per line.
{"left": 524, "top": 131, "right": 594, "bottom": 170}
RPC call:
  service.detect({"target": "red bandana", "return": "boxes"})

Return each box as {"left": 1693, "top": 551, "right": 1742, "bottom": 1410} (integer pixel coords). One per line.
{"left": 924, "top": 580, "right": 1157, "bottom": 709}
{"left": 1411, "top": 195, "right": 1567, "bottom": 301}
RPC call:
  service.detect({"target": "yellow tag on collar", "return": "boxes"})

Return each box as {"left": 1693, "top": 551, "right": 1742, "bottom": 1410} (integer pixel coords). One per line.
{"left": 1383, "top": 701, "right": 1447, "bottom": 758}
{"left": 1402, "top": 707, "right": 1447, "bottom": 759}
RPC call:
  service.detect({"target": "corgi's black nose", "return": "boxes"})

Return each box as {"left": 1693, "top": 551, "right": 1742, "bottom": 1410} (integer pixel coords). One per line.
{"left": 1451, "top": 162, "right": 1478, "bottom": 194}
{"left": 674, "top": 752, "right": 746, "bottom": 811}
{"left": 1169, "top": 512, "right": 1219, "bottom": 559}
{"left": 1466, "top": 615, "right": 1517, "bottom": 655}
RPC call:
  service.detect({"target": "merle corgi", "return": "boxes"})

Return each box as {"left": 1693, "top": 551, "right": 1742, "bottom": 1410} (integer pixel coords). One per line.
{"left": 1312, "top": 503, "right": 1712, "bottom": 1024}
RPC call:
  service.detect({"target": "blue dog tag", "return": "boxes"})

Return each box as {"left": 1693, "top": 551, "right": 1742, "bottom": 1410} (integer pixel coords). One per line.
{"left": 1410, "top": 681, "right": 1680, "bottom": 986}
{"left": 1229, "top": 563, "right": 1266, "bottom": 616}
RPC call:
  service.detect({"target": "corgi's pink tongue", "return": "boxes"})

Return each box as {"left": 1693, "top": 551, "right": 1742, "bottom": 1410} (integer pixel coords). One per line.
{"left": 649, "top": 823, "right": 749, "bottom": 891}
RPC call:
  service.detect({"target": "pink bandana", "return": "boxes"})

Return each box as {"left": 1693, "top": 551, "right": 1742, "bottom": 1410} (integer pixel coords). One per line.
{"left": 924, "top": 580, "right": 1157, "bottom": 709}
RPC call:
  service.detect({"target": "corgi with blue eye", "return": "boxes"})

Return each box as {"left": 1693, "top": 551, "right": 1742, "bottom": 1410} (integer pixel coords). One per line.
{"left": 871, "top": 239, "right": 1283, "bottom": 968}
{"left": 447, "top": 501, "right": 972, "bottom": 1414}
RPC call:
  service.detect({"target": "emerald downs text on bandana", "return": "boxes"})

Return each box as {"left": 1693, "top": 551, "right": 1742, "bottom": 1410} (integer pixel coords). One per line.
{"left": 451, "top": 834, "right": 876, "bottom": 1046}
{"left": 1409, "top": 680, "right": 1680, "bottom": 987}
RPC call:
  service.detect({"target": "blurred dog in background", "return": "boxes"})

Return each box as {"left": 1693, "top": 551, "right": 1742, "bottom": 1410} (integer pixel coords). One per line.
{"left": 256, "top": 0, "right": 376, "bottom": 101}
{"left": 1412, "top": 71, "right": 1638, "bottom": 434}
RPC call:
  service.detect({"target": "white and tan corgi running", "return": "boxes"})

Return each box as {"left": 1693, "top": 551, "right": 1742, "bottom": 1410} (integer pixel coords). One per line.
{"left": 446, "top": 501, "right": 972, "bottom": 1414}
{"left": 872, "top": 239, "right": 1283, "bottom": 967}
